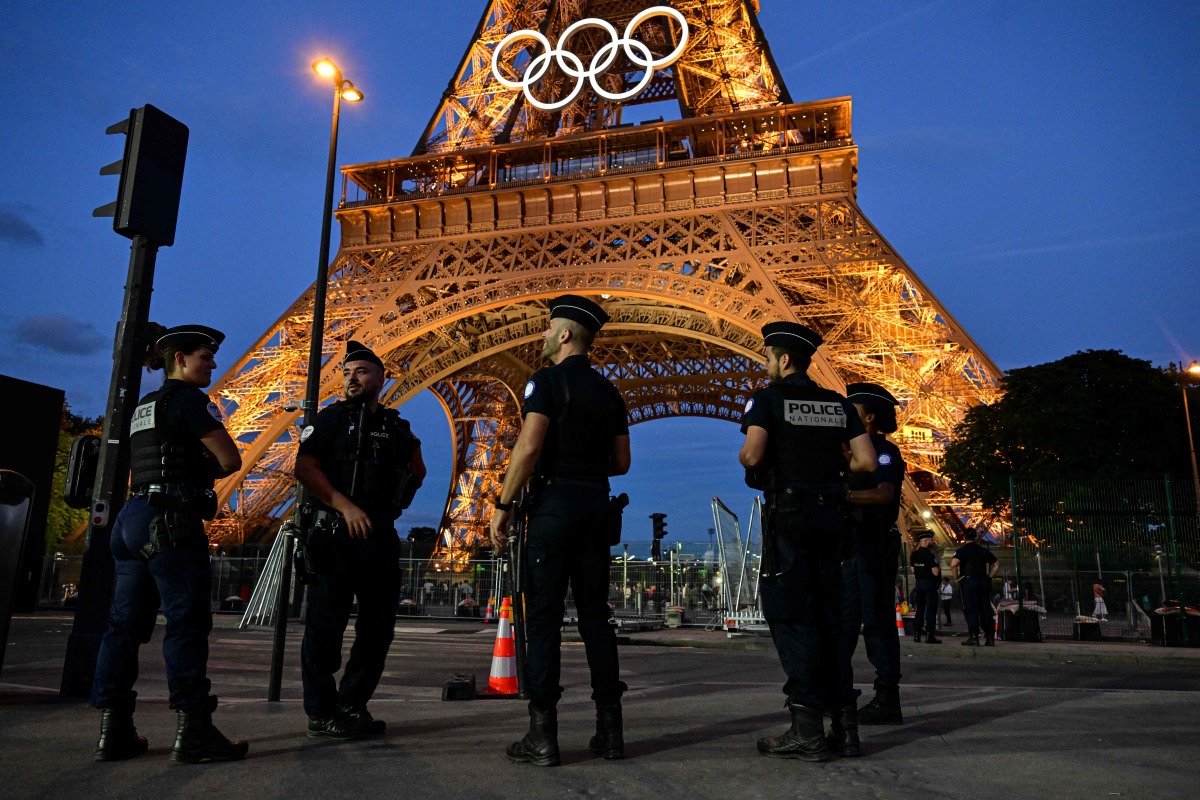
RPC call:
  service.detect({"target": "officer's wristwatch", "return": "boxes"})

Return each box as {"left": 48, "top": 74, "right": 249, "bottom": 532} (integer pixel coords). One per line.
{"left": 494, "top": 497, "right": 513, "bottom": 512}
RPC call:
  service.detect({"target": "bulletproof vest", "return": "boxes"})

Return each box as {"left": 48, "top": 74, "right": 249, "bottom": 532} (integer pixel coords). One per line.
{"left": 766, "top": 378, "right": 851, "bottom": 487}
{"left": 536, "top": 362, "right": 620, "bottom": 481}
{"left": 956, "top": 542, "right": 991, "bottom": 577}
{"left": 128, "top": 384, "right": 213, "bottom": 490}
{"left": 330, "top": 402, "right": 418, "bottom": 510}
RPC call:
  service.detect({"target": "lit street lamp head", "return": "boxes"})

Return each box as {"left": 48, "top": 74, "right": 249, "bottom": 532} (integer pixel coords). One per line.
{"left": 340, "top": 82, "right": 363, "bottom": 103}
{"left": 312, "top": 58, "right": 340, "bottom": 82}
{"left": 1188, "top": 360, "right": 1200, "bottom": 376}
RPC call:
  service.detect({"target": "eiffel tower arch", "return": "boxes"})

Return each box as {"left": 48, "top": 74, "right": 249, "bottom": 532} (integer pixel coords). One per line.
{"left": 206, "top": 0, "right": 1002, "bottom": 553}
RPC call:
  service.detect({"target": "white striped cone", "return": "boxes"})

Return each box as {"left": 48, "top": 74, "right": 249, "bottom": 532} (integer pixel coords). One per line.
{"left": 481, "top": 598, "right": 518, "bottom": 695}
{"left": 895, "top": 604, "right": 906, "bottom": 637}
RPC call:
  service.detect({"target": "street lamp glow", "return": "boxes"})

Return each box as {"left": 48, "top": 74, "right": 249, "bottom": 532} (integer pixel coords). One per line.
{"left": 340, "top": 82, "right": 363, "bottom": 102}
{"left": 312, "top": 58, "right": 339, "bottom": 80}
{"left": 1187, "top": 360, "right": 1200, "bottom": 376}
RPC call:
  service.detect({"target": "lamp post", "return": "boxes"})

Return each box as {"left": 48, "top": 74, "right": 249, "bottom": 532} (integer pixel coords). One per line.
{"left": 266, "top": 58, "right": 363, "bottom": 702}
{"left": 1180, "top": 360, "right": 1200, "bottom": 516}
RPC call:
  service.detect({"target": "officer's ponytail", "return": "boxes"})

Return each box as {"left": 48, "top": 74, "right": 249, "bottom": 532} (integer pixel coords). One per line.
{"left": 143, "top": 322, "right": 169, "bottom": 372}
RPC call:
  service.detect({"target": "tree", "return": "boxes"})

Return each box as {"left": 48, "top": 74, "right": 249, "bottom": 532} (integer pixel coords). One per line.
{"left": 941, "top": 350, "right": 1194, "bottom": 512}
{"left": 46, "top": 403, "right": 102, "bottom": 553}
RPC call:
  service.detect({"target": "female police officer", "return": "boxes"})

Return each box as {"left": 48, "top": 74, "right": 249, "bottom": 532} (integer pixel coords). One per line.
{"left": 90, "top": 324, "right": 248, "bottom": 764}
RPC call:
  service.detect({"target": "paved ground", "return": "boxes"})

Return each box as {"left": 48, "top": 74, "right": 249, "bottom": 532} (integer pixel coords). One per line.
{"left": 2, "top": 612, "right": 1198, "bottom": 800}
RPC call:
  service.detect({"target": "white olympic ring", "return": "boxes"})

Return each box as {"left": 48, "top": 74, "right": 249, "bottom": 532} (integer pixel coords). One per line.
{"left": 491, "top": 6, "right": 689, "bottom": 112}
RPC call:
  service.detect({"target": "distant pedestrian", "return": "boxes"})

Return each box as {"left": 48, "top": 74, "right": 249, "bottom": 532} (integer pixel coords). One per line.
{"left": 951, "top": 528, "right": 999, "bottom": 646}
{"left": 939, "top": 578, "right": 954, "bottom": 625}
{"left": 1092, "top": 582, "right": 1108, "bottom": 620}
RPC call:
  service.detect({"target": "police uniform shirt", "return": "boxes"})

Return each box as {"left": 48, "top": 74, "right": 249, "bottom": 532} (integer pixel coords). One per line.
{"left": 740, "top": 374, "right": 866, "bottom": 484}
{"left": 910, "top": 546, "right": 939, "bottom": 580}
{"left": 952, "top": 540, "right": 997, "bottom": 578}
{"left": 521, "top": 354, "right": 628, "bottom": 479}
{"left": 298, "top": 401, "right": 420, "bottom": 519}
{"left": 129, "top": 379, "right": 224, "bottom": 490}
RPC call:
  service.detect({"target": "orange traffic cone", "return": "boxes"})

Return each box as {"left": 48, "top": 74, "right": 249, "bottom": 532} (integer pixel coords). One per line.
{"left": 480, "top": 598, "right": 519, "bottom": 696}
{"left": 484, "top": 597, "right": 496, "bottom": 622}
{"left": 895, "top": 604, "right": 906, "bottom": 637}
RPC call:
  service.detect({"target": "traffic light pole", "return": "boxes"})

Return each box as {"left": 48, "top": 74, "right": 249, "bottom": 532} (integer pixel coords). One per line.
{"left": 61, "top": 235, "right": 159, "bottom": 697}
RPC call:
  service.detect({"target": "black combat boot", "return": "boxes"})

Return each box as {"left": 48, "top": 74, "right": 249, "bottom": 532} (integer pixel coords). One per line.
{"left": 756, "top": 702, "right": 829, "bottom": 761}
{"left": 858, "top": 681, "right": 903, "bottom": 726}
{"left": 94, "top": 707, "right": 149, "bottom": 762}
{"left": 826, "top": 703, "right": 862, "bottom": 757}
{"left": 339, "top": 703, "right": 386, "bottom": 735}
{"left": 912, "top": 631, "right": 923, "bottom": 643}
{"left": 506, "top": 704, "right": 560, "bottom": 766}
{"left": 926, "top": 634, "right": 943, "bottom": 644}
{"left": 588, "top": 702, "right": 624, "bottom": 760}
{"left": 171, "top": 696, "right": 249, "bottom": 763}
{"left": 962, "top": 635, "right": 980, "bottom": 646}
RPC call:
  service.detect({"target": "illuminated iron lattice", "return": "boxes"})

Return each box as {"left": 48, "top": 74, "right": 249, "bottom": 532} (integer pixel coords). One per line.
{"left": 206, "top": 0, "right": 1003, "bottom": 554}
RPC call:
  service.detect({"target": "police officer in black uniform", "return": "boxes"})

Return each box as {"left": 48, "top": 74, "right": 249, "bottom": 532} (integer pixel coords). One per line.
{"left": 489, "top": 295, "right": 631, "bottom": 767}
{"left": 91, "top": 324, "right": 248, "bottom": 764}
{"left": 739, "top": 322, "right": 875, "bottom": 762}
{"left": 951, "top": 527, "right": 999, "bottom": 646}
{"left": 909, "top": 532, "right": 942, "bottom": 643}
{"left": 832, "top": 383, "right": 906, "bottom": 747}
{"left": 295, "top": 341, "right": 426, "bottom": 738}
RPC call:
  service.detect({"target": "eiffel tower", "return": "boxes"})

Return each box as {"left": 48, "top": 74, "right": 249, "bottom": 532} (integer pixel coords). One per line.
{"left": 207, "top": 0, "right": 1002, "bottom": 552}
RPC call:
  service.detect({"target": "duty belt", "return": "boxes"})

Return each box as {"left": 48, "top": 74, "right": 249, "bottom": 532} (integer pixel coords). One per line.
{"left": 766, "top": 486, "right": 843, "bottom": 509}
{"left": 543, "top": 476, "right": 609, "bottom": 490}
{"left": 133, "top": 483, "right": 177, "bottom": 497}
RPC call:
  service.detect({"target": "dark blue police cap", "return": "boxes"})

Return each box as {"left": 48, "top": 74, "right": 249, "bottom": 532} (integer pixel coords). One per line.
{"left": 761, "top": 321, "right": 822, "bottom": 356}
{"left": 549, "top": 294, "right": 609, "bottom": 333}
{"left": 343, "top": 340, "right": 384, "bottom": 370}
{"left": 917, "top": 530, "right": 934, "bottom": 541}
{"left": 156, "top": 325, "right": 224, "bottom": 353}
{"left": 846, "top": 382, "right": 899, "bottom": 407}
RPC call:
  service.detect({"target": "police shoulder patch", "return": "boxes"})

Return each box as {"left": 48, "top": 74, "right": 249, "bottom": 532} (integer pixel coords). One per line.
{"left": 206, "top": 402, "right": 222, "bottom": 421}
{"left": 299, "top": 425, "right": 315, "bottom": 443}
{"left": 878, "top": 453, "right": 892, "bottom": 466}
{"left": 744, "top": 398, "right": 754, "bottom": 414}
{"left": 523, "top": 380, "right": 536, "bottom": 399}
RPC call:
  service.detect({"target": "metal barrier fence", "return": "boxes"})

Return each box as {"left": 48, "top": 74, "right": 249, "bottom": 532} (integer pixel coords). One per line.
{"left": 1009, "top": 475, "right": 1200, "bottom": 642}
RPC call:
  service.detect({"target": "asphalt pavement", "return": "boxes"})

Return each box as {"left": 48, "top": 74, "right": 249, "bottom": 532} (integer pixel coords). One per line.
{"left": 2, "top": 612, "right": 1197, "bottom": 800}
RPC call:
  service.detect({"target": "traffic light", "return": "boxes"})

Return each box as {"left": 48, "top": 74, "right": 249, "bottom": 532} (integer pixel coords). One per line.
{"left": 94, "top": 104, "right": 189, "bottom": 246}
{"left": 650, "top": 513, "right": 667, "bottom": 561}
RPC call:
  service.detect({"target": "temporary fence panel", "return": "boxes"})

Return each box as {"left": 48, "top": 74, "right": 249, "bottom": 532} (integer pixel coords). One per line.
{"left": 711, "top": 497, "right": 743, "bottom": 612}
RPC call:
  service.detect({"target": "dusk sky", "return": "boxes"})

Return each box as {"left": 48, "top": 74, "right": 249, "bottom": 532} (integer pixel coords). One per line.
{"left": 2, "top": 1, "right": 1197, "bottom": 543}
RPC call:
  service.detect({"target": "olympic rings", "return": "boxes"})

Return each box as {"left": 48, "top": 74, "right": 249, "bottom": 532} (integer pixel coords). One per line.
{"left": 491, "top": 6, "right": 689, "bottom": 112}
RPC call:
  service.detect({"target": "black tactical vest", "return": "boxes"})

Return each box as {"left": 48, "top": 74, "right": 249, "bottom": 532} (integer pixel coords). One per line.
{"left": 535, "top": 359, "right": 621, "bottom": 482}
{"left": 327, "top": 402, "right": 418, "bottom": 514}
{"left": 767, "top": 378, "right": 852, "bottom": 487}
{"left": 128, "top": 384, "right": 214, "bottom": 490}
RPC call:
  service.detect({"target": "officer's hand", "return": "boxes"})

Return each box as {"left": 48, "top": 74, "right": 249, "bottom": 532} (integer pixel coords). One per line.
{"left": 489, "top": 510, "right": 510, "bottom": 549}
{"left": 341, "top": 504, "right": 374, "bottom": 539}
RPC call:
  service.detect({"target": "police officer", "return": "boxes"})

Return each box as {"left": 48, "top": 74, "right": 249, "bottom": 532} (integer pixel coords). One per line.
{"left": 951, "top": 527, "right": 999, "bottom": 646}
{"left": 295, "top": 340, "right": 426, "bottom": 738}
{"left": 739, "top": 322, "right": 875, "bottom": 762}
{"left": 489, "top": 295, "right": 630, "bottom": 767}
{"left": 91, "top": 324, "right": 248, "bottom": 764}
{"left": 835, "top": 383, "right": 906, "bottom": 741}
{"left": 909, "top": 532, "right": 942, "bottom": 643}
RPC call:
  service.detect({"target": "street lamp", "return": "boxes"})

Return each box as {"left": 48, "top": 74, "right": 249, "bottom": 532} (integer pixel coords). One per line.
{"left": 304, "top": 58, "right": 364, "bottom": 426}
{"left": 1180, "top": 360, "right": 1200, "bottom": 517}
{"left": 268, "top": 58, "right": 363, "bottom": 702}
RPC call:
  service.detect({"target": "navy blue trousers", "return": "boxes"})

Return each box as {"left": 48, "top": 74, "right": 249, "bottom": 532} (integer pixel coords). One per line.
{"left": 761, "top": 507, "right": 842, "bottom": 711}
{"left": 91, "top": 495, "right": 213, "bottom": 711}
{"left": 836, "top": 544, "right": 903, "bottom": 704}
{"left": 301, "top": 531, "right": 400, "bottom": 716}
{"left": 911, "top": 577, "right": 941, "bottom": 636}
{"left": 961, "top": 577, "right": 994, "bottom": 639}
{"left": 523, "top": 485, "right": 624, "bottom": 710}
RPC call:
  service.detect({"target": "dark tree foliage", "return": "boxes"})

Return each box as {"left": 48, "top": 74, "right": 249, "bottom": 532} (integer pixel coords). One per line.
{"left": 48, "top": 403, "right": 103, "bottom": 552}
{"left": 941, "top": 350, "right": 1195, "bottom": 511}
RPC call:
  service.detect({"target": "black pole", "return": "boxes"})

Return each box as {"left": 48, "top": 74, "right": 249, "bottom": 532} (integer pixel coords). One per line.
{"left": 266, "top": 79, "right": 343, "bottom": 700}
{"left": 61, "top": 235, "right": 158, "bottom": 697}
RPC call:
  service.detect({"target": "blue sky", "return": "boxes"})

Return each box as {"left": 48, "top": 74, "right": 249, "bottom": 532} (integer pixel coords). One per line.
{"left": 1, "top": 1, "right": 1198, "bottom": 540}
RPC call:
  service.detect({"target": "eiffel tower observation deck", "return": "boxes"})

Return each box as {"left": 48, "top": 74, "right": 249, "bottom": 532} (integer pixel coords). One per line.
{"left": 207, "top": 0, "right": 1002, "bottom": 553}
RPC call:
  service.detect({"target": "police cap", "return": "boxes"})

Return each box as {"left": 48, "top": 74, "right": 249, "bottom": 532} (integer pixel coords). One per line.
{"left": 846, "top": 382, "right": 899, "bottom": 408}
{"left": 916, "top": 530, "right": 934, "bottom": 541}
{"left": 761, "top": 321, "right": 822, "bottom": 356}
{"left": 343, "top": 340, "right": 384, "bottom": 371}
{"left": 157, "top": 325, "right": 224, "bottom": 353}
{"left": 549, "top": 294, "right": 609, "bottom": 333}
